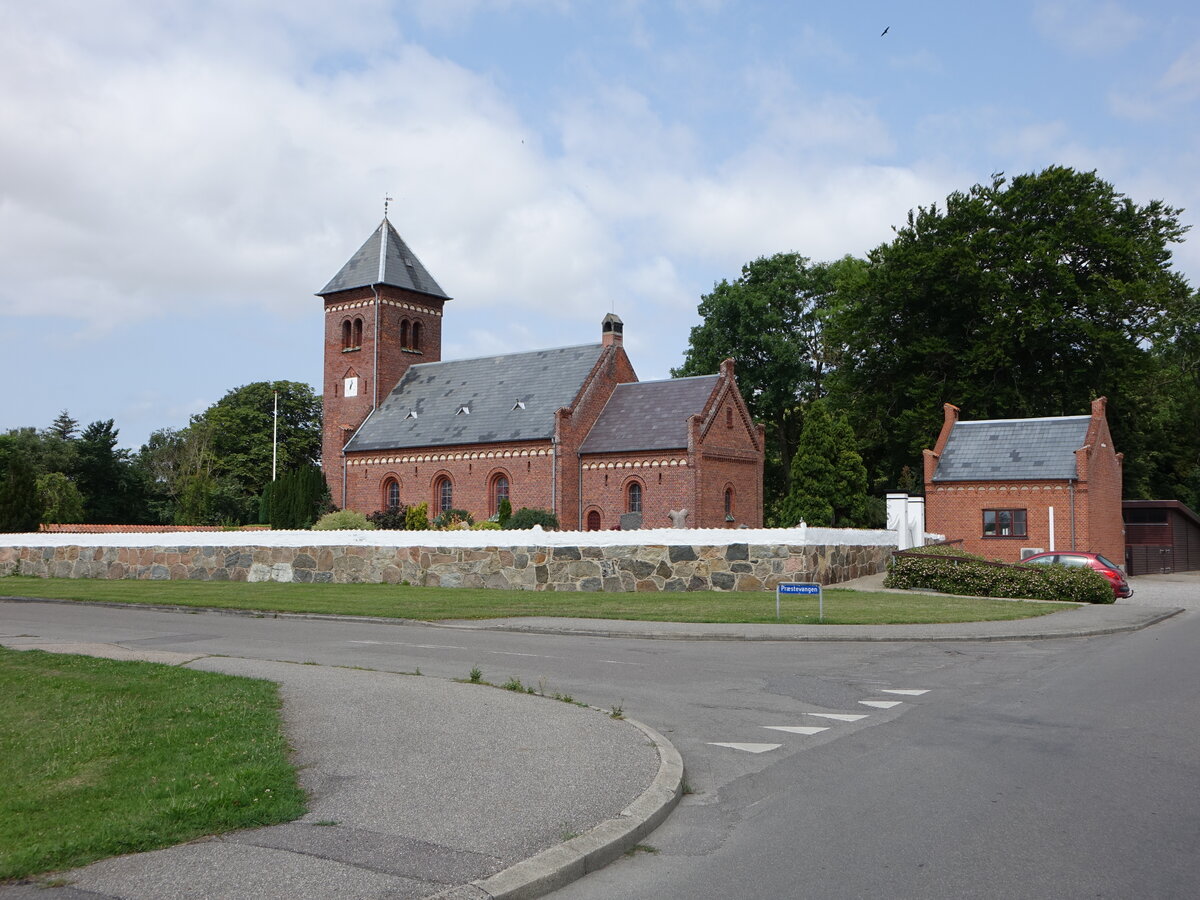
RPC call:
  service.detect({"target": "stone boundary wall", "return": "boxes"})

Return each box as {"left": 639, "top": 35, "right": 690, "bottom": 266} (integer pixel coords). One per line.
{"left": 0, "top": 541, "right": 891, "bottom": 592}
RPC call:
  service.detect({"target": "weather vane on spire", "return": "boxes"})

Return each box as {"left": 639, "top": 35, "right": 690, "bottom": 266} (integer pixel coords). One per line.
{"left": 383, "top": 194, "right": 394, "bottom": 220}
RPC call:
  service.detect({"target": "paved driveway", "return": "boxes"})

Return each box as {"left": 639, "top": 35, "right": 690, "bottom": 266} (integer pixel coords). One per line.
{"left": 1123, "top": 571, "right": 1200, "bottom": 609}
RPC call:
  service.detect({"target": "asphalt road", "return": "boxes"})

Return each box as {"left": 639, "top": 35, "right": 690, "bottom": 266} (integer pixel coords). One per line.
{"left": 3, "top": 579, "right": 1197, "bottom": 899}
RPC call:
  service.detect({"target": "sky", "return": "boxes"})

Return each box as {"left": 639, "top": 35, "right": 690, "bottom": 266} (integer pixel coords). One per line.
{"left": 2, "top": 0, "right": 1199, "bottom": 452}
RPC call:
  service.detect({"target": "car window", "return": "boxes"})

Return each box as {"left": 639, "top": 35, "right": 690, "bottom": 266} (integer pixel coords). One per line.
{"left": 1023, "top": 555, "right": 1055, "bottom": 565}
{"left": 1094, "top": 554, "right": 1121, "bottom": 570}
{"left": 1058, "top": 555, "right": 1088, "bottom": 567}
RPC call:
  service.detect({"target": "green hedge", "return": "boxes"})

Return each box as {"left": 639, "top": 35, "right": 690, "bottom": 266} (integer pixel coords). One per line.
{"left": 885, "top": 553, "right": 1114, "bottom": 604}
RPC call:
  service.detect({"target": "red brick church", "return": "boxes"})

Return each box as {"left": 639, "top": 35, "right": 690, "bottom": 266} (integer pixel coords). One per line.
{"left": 319, "top": 217, "right": 764, "bottom": 530}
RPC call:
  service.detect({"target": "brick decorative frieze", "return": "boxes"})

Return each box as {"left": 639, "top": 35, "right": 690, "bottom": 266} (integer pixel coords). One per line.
{"left": 0, "top": 541, "right": 890, "bottom": 591}
{"left": 325, "top": 298, "right": 443, "bottom": 316}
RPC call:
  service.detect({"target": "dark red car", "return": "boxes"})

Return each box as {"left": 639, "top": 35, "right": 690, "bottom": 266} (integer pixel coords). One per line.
{"left": 1021, "top": 551, "right": 1133, "bottom": 599}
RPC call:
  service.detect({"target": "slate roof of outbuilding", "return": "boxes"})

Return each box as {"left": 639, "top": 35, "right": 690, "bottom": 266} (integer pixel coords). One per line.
{"left": 344, "top": 344, "right": 606, "bottom": 452}
{"left": 318, "top": 219, "right": 450, "bottom": 299}
{"left": 578, "top": 375, "right": 719, "bottom": 454}
{"left": 933, "top": 415, "right": 1090, "bottom": 482}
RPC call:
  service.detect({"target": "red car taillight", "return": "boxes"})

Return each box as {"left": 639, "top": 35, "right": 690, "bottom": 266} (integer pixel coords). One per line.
{"left": 1096, "top": 567, "right": 1122, "bottom": 582}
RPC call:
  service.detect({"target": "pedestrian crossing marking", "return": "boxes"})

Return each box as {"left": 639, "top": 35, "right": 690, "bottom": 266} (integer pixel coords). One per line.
{"left": 881, "top": 689, "right": 929, "bottom": 696}
{"left": 763, "top": 726, "right": 829, "bottom": 736}
{"left": 860, "top": 700, "right": 903, "bottom": 709}
{"left": 808, "top": 713, "right": 868, "bottom": 722}
{"left": 708, "top": 742, "right": 781, "bottom": 754}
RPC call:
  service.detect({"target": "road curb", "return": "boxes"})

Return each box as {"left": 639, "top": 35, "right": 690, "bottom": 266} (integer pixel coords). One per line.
{"left": 425, "top": 716, "right": 684, "bottom": 900}
{"left": 0, "top": 595, "right": 1184, "bottom": 642}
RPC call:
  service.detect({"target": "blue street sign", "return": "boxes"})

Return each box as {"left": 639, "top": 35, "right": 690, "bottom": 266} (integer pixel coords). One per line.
{"left": 775, "top": 582, "right": 823, "bottom": 620}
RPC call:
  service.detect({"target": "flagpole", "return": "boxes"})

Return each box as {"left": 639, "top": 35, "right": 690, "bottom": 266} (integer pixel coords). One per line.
{"left": 272, "top": 388, "right": 279, "bottom": 481}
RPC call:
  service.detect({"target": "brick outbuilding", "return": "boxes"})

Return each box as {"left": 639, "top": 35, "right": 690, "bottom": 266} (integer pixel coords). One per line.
{"left": 922, "top": 399, "right": 1124, "bottom": 564}
{"left": 320, "top": 218, "right": 764, "bottom": 529}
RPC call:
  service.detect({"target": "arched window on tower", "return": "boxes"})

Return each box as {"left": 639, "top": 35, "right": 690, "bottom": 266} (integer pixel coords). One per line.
{"left": 353, "top": 317, "right": 363, "bottom": 348}
{"left": 342, "top": 319, "right": 352, "bottom": 350}
{"left": 627, "top": 481, "right": 642, "bottom": 514}
{"left": 726, "top": 407, "right": 734, "bottom": 429}
{"left": 724, "top": 486, "right": 734, "bottom": 521}
{"left": 400, "top": 319, "right": 410, "bottom": 349}
{"left": 412, "top": 321, "right": 422, "bottom": 351}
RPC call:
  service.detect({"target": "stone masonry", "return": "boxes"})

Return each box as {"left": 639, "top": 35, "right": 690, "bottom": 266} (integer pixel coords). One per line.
{"left": 0, "top": 541, "right": 891, "bottom": 592}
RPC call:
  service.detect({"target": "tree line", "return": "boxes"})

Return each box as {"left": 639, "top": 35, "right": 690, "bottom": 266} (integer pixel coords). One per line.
{"left": 0, "top": 382, "right": 326, "bottom": 532}
{"left": 675, "top": 166, "right": 1200, "bottom": 526}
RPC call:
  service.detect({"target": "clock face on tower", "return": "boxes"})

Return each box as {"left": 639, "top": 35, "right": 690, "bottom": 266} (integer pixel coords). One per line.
{"left": 344, "top": 376, "right": 359, "bottom": 397}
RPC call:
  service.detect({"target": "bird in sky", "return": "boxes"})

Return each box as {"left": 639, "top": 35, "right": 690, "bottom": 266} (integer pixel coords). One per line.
{"left": 881, "top": 25, "right": 890, "bottom": 36}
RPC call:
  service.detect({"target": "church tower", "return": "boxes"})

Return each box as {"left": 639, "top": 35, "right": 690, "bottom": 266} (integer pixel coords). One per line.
{"left": 318, "top": 217, "right": 450, "bottom": 505}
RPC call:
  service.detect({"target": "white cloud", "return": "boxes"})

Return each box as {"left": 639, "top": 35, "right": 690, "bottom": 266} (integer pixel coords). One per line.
{"left": 1032, "top": 1, "right": 1143, "bottom": 54}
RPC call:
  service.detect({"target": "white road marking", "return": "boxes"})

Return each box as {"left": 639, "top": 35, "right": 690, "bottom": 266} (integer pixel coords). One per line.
{"left": 763, "top": 726, "right": 829, "bottom": 736}
{"left": 808, "top": 713, "right": 869, "bottom": 722}
{"left": 347, "top": 640, "right": 466, "bottom": 650}
{"left": 881, "top": 689, "right": 929, "bottom": 696}
{"left": 708, "top": 742, "right": 781, "bottom": 754}
{"left": 860, "top": 700, "right": 903, "bottom": 709}
{"left": 481, "top": 649, "right": 568, "bottom": 660}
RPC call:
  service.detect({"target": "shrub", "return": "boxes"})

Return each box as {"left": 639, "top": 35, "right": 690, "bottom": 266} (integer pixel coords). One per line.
{"left": 885, "top": 553, "right": 1114, "bottom": 604}
{"left": 497, "top": 497, "right": 513, "bottom": 528}
{"left": 312, "top": 509, "right": 375, "bottom": 531}
{"left": 405, "top": 502, "right": 430, "bottom": 531}
{"left": 260, "top": 464, "right": 328, "bottom": 530}
{"left": 367, "top": 507, "right": 408, "bottom": 530}
{"left": 472, "top": 520, "right": 501, "bottom": 530}
{"left": 432, "top": 508, "right": 474, "bottom": 529}
{"left": 507, "top": 507, "right": 559, "bottom": 530}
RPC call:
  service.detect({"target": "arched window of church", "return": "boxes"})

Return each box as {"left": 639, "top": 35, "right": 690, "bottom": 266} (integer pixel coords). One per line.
{"left": 726, "top": 407, "right": 734, "bottom": 429}
{"left": 586, "top": 510, "right": 601, "bottom": 531}
{"left": 353, "top": 317, "right": 363, "bottom": 348}
{"left": 724, "top": 486, "right": 734, "bottom": 519}
{"left": 412, "top": 321, "right": 422, "bottom": 351}
{"left": 400, "top": 319, "right": 410, "bottom": 349}
{"left": 627, "top": 481, "right": 642, "bottom": 514}
{"left": 342, "top": 319, "right": 352, "bottom": 349}
{"left": 435, "top": 476, "right": 453, "bottom": 514}
{"left": 491, "top": 474, "right": 509, "bottom": 516}
{"left": 384, "top": 478, "right": 400, "bottom": 511}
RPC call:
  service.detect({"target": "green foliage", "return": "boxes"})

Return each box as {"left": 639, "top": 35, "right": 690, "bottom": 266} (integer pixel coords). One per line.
{"left": 674, "top": 253, "right": 868, "bottom": 507}
{"left": 831, "top": 166, "right": 1197, "bottom": 490}
{"left": 0, "top": 454, "right": 43, "bottom": 533}
{"left": 74, "top": 420, "right": 153, "bottom": 524}
{"left": 432, "top": 508, "right": 474, "bottom": 529}
{"left": 774, "top": 400, "right": 870, "bottom": 527}
{"left": 472, "top": 520, "right": 502, "bottom": 530}
{"left": 48, "top": 410, "right": 79, "bottom": 440}
{"left": 260, "top": 465, "right": 328, "bottom": 530}
{"left": 312, "top": 509, "right": 374, "bottom": 531}
{"left": 506, "top": 507, "right": 560, "bottom": 530}
{"left": 885, "top": 552, "right": 1114, "bottom": 604}
{"left": 405, "top": 502, "right": 430, "bottom": 530}
{"left": 35, "top": 472, "right": 84, "bottom": 524}
{"left": 366, "top": 506, "right": 408, "bottom": 530}
{"left": 497, "top": 497, "right": 513, "bottom": 528}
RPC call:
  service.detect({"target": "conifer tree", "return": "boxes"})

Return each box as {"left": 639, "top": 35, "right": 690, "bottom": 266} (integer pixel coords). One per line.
{"left": 775, "top": 400, "right": 869, "bottom": 527}
{"left": 0, "top": 455, "right": 43, "bottom": 533}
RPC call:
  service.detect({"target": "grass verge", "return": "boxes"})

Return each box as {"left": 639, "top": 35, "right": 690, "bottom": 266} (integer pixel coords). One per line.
{"left": 0, "top": 576, "right": 1074, "bottom": 625}
{"left": 0, "top": 647, "right": 305, "bottom": 881}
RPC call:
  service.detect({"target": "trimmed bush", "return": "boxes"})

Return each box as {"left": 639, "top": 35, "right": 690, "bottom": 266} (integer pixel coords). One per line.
{"left": 367, "top": 507, "right": 408, "bottom": 530}
{"left": 885, "top": 553, "right": 1114, "bottom": 604}
{"left": 405, "top": 502, "right": 430, "bottom": 531}
{"left": 497, "top": 497, "right": 512, "bottom": 528}
{"left": 507, "top": 507, "right": 559, "bottom": 530}
{"left": 472, "top": 520, "right": 501, "bottom": 530}
{"left": 312, "top": 510, "right": 375, "bottom": 531}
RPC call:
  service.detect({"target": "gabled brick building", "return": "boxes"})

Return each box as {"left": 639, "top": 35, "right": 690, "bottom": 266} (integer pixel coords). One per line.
{"left": 922, "top": 398, "right": 1124, "bottom": 564}
{"left": 320, "top": 218, "right": 764, "bottom": 529}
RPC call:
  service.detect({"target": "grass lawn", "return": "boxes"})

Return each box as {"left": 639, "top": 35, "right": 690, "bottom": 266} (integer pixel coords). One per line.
{"left": 0, "top": 576, "right": 1075, "bottom": 625}
{"left": 0, "top": 647, "right": 305, "bottom": 882}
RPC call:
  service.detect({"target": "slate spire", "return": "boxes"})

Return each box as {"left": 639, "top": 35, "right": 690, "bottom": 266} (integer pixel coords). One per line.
{"left": 318, "top": 218, "right": 450, "bottom": 299}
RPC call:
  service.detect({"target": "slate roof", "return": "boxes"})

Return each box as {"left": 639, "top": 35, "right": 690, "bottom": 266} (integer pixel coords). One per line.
{"left": 933, "top": 415, "right": 1090, "bottom": 482}
{"left": 318, "top": 219, "right": 450, "bottom": 299}
{"left": 344, "top": 344, "right": 605, "bottom": 452}
{"left": 579, "top": 375, "right": 719, "bottom": 454}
